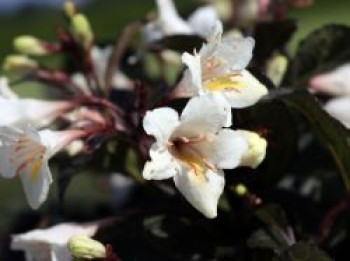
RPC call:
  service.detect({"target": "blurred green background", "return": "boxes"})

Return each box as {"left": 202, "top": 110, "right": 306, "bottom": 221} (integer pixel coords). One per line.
{"left": 0, "top": 0, "right": 350, "bottom": 253}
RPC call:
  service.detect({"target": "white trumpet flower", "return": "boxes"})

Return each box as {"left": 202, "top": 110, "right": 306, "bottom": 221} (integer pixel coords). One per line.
{"left": 178, "top": 22, "right": 268, "bottom": 109}
{"left": 11, "top": 222, "right": 98, "bottom": 261}
{"left": 142, "top": 0, "right": 219, "bottom": 43}
{"left": 0, "top": 126, "right": 87, "bottom": 209}
{"left": 309, "top": 64, "right": 350, "bottom": 97}
{"left": 324, "top": 96, "right": 350, "bottom": 129}
{"left": 72, "top": 46, "right": 133, "bottom": 93}
{"left": 142, "top": 94, "right": 248, "bottom": 218}
{"left": 0, "top": 96, "right": 74, "bottom": 128}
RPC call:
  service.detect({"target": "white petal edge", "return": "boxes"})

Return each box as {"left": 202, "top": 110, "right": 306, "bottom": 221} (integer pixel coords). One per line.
{"left": 143, "top": 144, "right": 179, "bottom": 180}
{"left": 143, "top": 107, "right": 180, "bottom": 144}
{"left": 174, "top": 167, "right": 225, "bottom": 218}
{"left": 175, "top": 94, "right": 231, "bottom": 137}
{"left": 222, "top": 70, "right": 268, "bottom": 108}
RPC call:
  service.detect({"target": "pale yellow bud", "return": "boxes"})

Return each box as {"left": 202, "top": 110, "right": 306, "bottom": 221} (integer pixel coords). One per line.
{"left": 237, "top": 130, "right": 267, "bottom": 169}
{"left": 3, "top": 55, "right": 38, "bottom": 73}
{"left": 234, "top": 184, "right": 247, "bottom": 196}
{"left": 14, "top": 36, "right": 46, "bottom": 56}
{"left": 63, "top": 1, "right": 76, "bottom": 18}
{"left": 68, "top": 235, "right": 106, "bottom": 260}
{"left": 71, "top": 14, "right": 94, "bottom": 48}
{"left": 66, "top": 140, "right": 84, "bottom": 156}
{"left": 266, "top": 53, "right": 288, "bottom": 87}
{"left": 213, "top": 0, "right": 234, "bottom": 21}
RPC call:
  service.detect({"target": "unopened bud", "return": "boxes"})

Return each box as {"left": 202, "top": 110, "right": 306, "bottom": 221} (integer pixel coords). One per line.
{"left": 237, "top": 130, "right": 267, "bottom": 169}
{"left": 63, "top": 1, "right": 76, "bottom": 18}
{"left": 266, "top": 53, "right": 288, "bottom": 87}
{"left": 234, "top": 184, "right": 248, "bottom": 196}
{"left": 68, "top": 235, "right": 106, "bottom": 260}
{"left": 71, "top": 14, "right": 94, "bottom": 48}
{"left": 3, "top": 55, "right": 38, "bottom": 73}
{"left": 14, "top": 36, "right": 46, "bottom": 56}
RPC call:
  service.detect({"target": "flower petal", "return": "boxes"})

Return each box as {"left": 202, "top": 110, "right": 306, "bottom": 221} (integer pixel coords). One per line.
{"left": 174, "top": 167, "right": 225, "bottom": 218}
{"left": 143, "top": 107, "right": 180, "bottom": 144}
{"left": 187, "top": 6, "right": 219, "bottom": 39}
{"left": 221, "top": 70, "right": 268, "bottom": 108}
{"left": 143, "top": 144, "right": 179, "bottom": 180}
{"left": 181, "top": 52, "right": 202, "bottom": 94}
{"left": 195, "top": 129, "right": 248, "bottom": 169}
{"left": 175, "top": 94, "right": 231, "bottom": 137}
{"left": 19, "top": 162, "right": 52, "bottom": 209}
{"left": 324, "top": 96, "right": 350, "bottom": 128}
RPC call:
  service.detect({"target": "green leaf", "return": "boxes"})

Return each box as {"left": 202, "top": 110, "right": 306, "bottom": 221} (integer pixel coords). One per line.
{"left": 255, "top": 204, "right": 290, "bottom": 229}
{"left": 279, "top": 90, "right": 350, "bottom": 192}
{"left": 275, "top": 243, "right": 332, "bottom": 261}
{"left": 286, "top": 24, "right": 350, "bottom": 87}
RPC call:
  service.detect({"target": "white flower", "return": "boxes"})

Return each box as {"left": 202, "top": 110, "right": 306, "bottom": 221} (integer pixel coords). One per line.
{"left": 0, "top": 126, "right": 86, "bottom": 209}
{"left": 324, "top": 96, "right": 350, "bottom": 129}
{"left": 142, "top": 0, "right": 219, "bottom": 43}
{"left": 178, "top": 22, "right": 268, "bottom": 109}
{"left": 0, "top": 77, "right": 18, "bottom": 99}
{"left": 309, "top": 64, "right": 350, "bottom": 96}
{"left": 72, "top": 46, "right": 133, "bottom": 92}
{"left": 142, "top": 94, "right": 248, "bottom": 218}
{"left": 11, "top": 222, "right": 98, "bottom": 261}
{"left": 0, "top": 86, "right": 74, "bottom": 128}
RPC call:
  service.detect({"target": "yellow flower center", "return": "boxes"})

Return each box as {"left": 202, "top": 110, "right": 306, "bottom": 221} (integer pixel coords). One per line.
{"left": 11, "top": 136, "right": 46, "bottom": 180}
{"left": 168, "top": 135, "right": 216, "bottom": 177}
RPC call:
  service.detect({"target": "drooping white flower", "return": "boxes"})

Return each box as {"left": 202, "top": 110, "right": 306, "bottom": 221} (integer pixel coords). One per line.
{"left": 0, "top": 126, "right": 87, "bottom": 209}
{"left": 0, "top": 98, "right": 74, "bottom": 128}
{"left": 142, "top": 0, "right": 219, "bottom": 43}
{"left": 324, "top": 96, "right": 350, "bottom": 128}
{"left": 142, "top": 94, "right": 248, "bottom": 218}
{"left": 309, "top": 64, "right": 350, "bottom": 96}
{"left": 178, "top": 22, "right": 268, "bottom": 109}
{"left": 72, "top": 46, "right": 133, "bottom": 92}
{"left": 11, "top": 222, "right": 98, "bottom": 261}
{"left": 0, "top": 77, "right": 18, "bottom": 99}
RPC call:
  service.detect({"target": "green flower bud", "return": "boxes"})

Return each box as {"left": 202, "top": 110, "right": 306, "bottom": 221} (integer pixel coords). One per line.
{"left": 3, "top": 55, "right": 38, "bottom": 73}
{"left": 266, "top": 53, "right": 288, "bottom": 87}
{"left": 71, "top": 14, "right": 94, "bottom": 48}
{"left": 14, "top": 36, "right": 46, "bottom": 56}
{"left": 63, "top": 1, "right": 76, "bottom": 18}
{"left": 68, "top": 235, "right": 106, "bottom": 260}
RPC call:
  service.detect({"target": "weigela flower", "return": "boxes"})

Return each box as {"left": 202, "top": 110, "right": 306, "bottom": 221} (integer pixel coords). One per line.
{"left": 0, "top": 126, "right": 86, "bottom": 209}
{"left": 324, "top": 96, "right": 350, "bottom": 128}
{"left": 0, "top": 97, "right": 74, "bottom": 128}
{"left": 178, "top": 22, "right": 268, "bottom": 109}
{"left": 309, "top": 64, "right": 350, "bottom": 96}
{"left": 142, "top": 0, "right": 219, "bottom": 43}
{"left": 142, "top": 94, "right": 248, "bottom": 218}
{"left": 11, "top": 222, "right": 98, "bottom": 261}
{"left": 0, "top": 77, "right": 18, "bottom": 99}
{"left": 72, "top": 46, "right": 133, "bottom": 93}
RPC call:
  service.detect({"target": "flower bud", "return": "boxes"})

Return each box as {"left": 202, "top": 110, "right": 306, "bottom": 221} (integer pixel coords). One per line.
{"left": 234, "top": 184, "right": 247, "bottom": 196}
{"left": 237, "top": 130, "right": 267, "bottom": 169}
{"left": 14, "top": 36, "right": 46, "bottom": 56}
{"left": 71, "top": 14, "right": 94, "bottom": 48}
{"left": 266, "top": 53, "right": 288, "bottom": 87}
{"left": 3, "top": 55, "right": 38, "bottom": 74}
{"left": 68, "top": 235, "right": 106, "bottom": 260}
{"left": 63, "top": 1, "right": 76, "bottom": 18}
